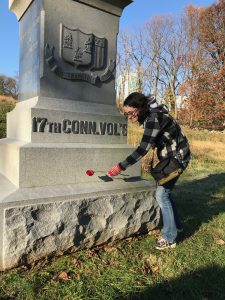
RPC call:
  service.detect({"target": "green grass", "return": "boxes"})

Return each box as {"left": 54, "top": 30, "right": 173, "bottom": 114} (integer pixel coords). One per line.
{"left": 0, "top": 130, "right": 225, "bottom": 299}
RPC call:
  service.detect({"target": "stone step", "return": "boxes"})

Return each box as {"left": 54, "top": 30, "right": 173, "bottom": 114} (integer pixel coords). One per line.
{"left": 0, "top": 173, "right": 159, "bottom": 270}
{"left": 0, "top": 138, "right": 140, "bottom": 188}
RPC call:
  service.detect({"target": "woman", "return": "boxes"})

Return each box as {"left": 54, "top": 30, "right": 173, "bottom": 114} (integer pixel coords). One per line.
{"left": 107, "top": 92, "right": 191, "bottom": 250}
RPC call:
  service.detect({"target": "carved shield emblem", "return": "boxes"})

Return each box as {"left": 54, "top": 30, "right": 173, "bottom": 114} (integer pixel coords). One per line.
{"left": 45, "top": 25, "right": 115, "bottom": 84}
{"left": 61, "top": 25, "right": 106, "bottom": 69}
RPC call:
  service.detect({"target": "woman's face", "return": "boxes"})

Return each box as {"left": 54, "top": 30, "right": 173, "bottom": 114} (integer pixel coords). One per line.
{"left": 123, "top": 106, "right": 139, "bottom": 123}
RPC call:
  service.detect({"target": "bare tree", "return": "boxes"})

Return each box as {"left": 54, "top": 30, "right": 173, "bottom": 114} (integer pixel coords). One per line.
{"left": 145, "top": 16, "right": 173, "bottom": 99}
{"left": 116, "top": 28, "right": 153, "bottom": 106}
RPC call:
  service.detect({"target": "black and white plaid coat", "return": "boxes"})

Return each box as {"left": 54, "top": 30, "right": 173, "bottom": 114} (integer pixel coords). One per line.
{"left": 119, "top": 105, "right": 191, "bottom": 171}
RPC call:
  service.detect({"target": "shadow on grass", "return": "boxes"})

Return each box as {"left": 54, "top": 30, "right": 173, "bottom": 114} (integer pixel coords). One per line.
{"left": 173, "top": 172, "right": 225, "bottom": 241}
{"left": 121, "top": 265, "right": 225, "bottom": 300}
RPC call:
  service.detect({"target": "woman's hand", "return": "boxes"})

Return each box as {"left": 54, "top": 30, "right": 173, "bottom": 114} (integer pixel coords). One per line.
{"left": 107, "top": 164, "right": 122, "bottom": 177}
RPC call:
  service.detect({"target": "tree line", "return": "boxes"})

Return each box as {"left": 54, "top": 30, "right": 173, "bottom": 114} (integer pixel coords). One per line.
{"left": 0, "top": 74, "right": 18, "bottom": 99}
{"left": 117, "top": 0, "right": 225, "bottom": 130}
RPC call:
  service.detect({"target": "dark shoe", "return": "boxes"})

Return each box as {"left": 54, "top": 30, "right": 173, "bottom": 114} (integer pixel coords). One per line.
{"left": 155, "top": 238, "right": 176, "bottom": 250}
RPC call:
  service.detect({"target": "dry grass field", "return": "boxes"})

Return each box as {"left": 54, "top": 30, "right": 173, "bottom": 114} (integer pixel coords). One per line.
{"left": 0, "top": 95, "right": 16, "bottom": 103}
{"left": 127, "top": 122, "right": 225, "bottom": 175}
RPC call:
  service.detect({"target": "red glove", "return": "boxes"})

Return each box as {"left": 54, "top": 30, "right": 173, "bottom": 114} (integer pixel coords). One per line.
{"left": 107, "top": 164, "right": 122, "bottom": 177}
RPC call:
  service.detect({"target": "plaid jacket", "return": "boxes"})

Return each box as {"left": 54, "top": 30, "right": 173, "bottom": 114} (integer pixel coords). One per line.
{"left": 119, "top": 108, "right": 191, "bottom": 170}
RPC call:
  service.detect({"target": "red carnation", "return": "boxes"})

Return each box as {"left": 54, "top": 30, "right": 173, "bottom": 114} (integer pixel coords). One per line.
{"left": 86, "top": 169, "right": 94, "bottom": 176}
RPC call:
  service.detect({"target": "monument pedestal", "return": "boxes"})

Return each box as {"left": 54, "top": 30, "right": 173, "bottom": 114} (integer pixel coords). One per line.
{"left": 0, "top": 173, "right": 159, "bottom": 270}
{"left": 0, "top": 0, "right": 160, "bottom": 270}
{"left": 0, "top": 94, "right": 160, "bottom": 271}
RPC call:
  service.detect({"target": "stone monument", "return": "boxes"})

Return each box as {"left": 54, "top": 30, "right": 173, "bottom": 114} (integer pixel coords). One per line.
{"left": 0, "top": 0, "right": 159, "bottom": 270}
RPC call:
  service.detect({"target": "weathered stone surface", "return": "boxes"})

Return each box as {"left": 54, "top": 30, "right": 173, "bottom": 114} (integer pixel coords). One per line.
{"left": 3, "top": 188, "right": 159, "bottom": 269}
{"left": 11, "top": 0, "right": 133, "bottom": 103}
{"left": 0, "top": 0, "right": 160, "bottom": 272}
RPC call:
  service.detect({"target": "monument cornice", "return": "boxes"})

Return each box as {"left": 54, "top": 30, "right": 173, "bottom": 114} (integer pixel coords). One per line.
{"left": 9, "top": 0, "right": 133, "bottom": 20}
{"left": 75, "top": 0, "right": 133, "bottom": 16}
{"left": 9, "top": 0, "right": 33, "bottom": 21}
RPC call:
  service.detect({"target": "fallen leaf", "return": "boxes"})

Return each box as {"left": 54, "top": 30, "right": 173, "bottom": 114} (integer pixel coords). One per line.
{"left": 151, "top": 265, "right": 159, "bottom": 274}
{"left": 104, "top": 246, "right": 117, "bottom": 253}
{"left": 129, "top": 268, "right": 136, "bottom": 273}
{"left": 109, "top": 256, "right": 121, "bottom": 267}
{"left": 59, "top": 271, "right": 69, "bottom": 281}
{"left": 87, "top": 250, "right": 97, "bottom": 257}
{"left": 143, "top": 255, "right": 160, "bottom": 275}
{"left": 146, "top": 254, "right": 158, "bottom": 265}
{"left": 148, "top": 229, "right": 161, "bottom": 236}
{"left": 216, "top": 239, "right": 225, "bottom": 245}
{"left": 125, "top": 237, "right": 134, "bottom": 243}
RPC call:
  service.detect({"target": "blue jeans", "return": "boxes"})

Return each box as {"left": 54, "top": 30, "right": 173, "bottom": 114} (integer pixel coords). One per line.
{"left": 155, "top": 177, "right": 181, "bottom": 243}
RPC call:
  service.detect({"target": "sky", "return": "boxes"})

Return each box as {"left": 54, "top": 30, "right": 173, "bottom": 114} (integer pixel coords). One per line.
{"left": 0, "top": 0, "right": 216, "bottom": 78}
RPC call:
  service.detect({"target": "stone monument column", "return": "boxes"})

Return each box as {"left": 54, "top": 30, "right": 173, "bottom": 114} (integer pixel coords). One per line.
{"left": 0, "top": 0, "right": 159, "bottom": 270}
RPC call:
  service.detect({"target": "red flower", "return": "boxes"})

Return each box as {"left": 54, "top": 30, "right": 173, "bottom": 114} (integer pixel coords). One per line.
{"left": 86, "top": 169, "right": 94, "bottom": 176}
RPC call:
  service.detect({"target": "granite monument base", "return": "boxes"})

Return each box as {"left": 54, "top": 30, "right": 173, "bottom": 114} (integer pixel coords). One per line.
{"left": 0, "top": 173, "right": 159, "bottom": 270}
